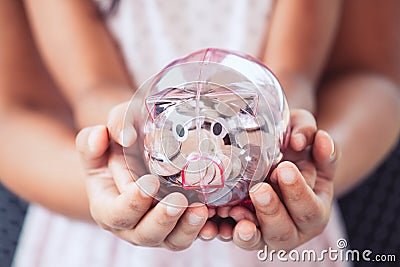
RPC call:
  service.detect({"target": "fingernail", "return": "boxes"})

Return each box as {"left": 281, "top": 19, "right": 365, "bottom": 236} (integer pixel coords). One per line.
{"left": 88, "top": 126, "right": 104, "bottom": 152}
{"left": 219, "top": 235, "right": 232, "bottom": 241}
{"left": 238, "top": 230, "right": 254, "bottom": 241}
{"left": 119, "top": 127, "right": 136, "bottom": 147}
{"left": 279, "top": 167, "right": 296, "bottom": 185}
{"left": 166, "top": 205, "right": 184, "bottom": 217}
{"left": 249, "top": 183, "right": 262, "bottom": 194}
{"left": 137, "top": 179, "right": 158, "bottom": 198}
{"left": 254, "top": 191, "right": 271, "bottom": 205}
{"left": 188, "top": 212, "right": 204, "bottom": 225}
{"left": 200, "top": 233, "right": 213, "bottom": 240}
{"left": 328, "top": 133, "right": 335, "bottom": 158}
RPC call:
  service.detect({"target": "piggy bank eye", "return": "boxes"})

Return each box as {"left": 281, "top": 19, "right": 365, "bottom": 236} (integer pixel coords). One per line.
{"left": 173, "top": 123, "right": 188, "bottom": 142}
{"left": 211, "top": 120, "right": 226, "bottom": 138}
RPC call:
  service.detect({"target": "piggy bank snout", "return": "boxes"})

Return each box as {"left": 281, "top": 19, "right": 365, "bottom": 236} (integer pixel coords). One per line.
{"left": 168, "top": 116, "right": 231, "bottom": 190}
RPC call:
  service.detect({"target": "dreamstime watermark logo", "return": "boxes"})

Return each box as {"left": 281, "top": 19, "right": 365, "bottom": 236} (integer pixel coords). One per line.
{"left": 257, "top": 238, "right": 397, "bottom": 263}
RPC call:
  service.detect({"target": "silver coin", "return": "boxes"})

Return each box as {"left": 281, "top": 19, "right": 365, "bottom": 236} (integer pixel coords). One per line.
{"left": 188, "top": 99, "right": 205, "bottom": 109}
{"left": 204, "top": 186, "right": 233, "bottom": 206}
{"left": 159, "top": 133, "right": 181, "bottom": 159}
{"left": 215, "top": 101, "right": 237, "bottom": 117}
{"left": 239, "top": 144, "right": 269, "bottom": 182}
{"left": 229, "top": 153, "right": 242, "bottom": 179}
{"left": 208, "top": 164, "right": 224, "bottom": 187}
{"left": 149, "top": 158, "right": 181, "bottom": 177}
{"left": 217, "top": 152, "right": 232, "bottom": 180}
{"left": 220, "top": 144, "right": 243, "bottom": 157}
{"left": 236, "top": 113, "right": 262, "bottom": 131}
{"left": 182, "top": 159, "right": 216, "bottom": 187}
{"left": 199, "top": 138, "right": 218, "bottom": 155}
{"left": 235, "top": 130, "right": 275, "bottom": 148}
{"left": 201, "top": 108, "right": 220, "bottom": 119}
{"left": 169, "top": 152, "right": 188, "bottom": 170}
{"left": 180, "top": 130, "right": 200, "bottom": 155}
{"left": 181, "top": 130, "right": 224, "bottom": 156}
{"left": 175, "top": 101, "right": 196, "bottom": 117}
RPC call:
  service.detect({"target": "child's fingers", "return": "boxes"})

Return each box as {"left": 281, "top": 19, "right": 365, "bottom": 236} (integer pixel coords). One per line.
{"left": 290, "top": 109, "right": 317, "bottom": 151}
{"left": 118, "top": 192, "right": 188, "bottom": 247}
{"left": 249, "top": 182, "right": 299, "bottom": 250}
{"left": 276, "top": 161, "right": 330, "bottom": 235}
{"left": 312, "top": 130, "right": 338, "bottom": 180}
{"left": 163, "top": 203, "right": 208, "bottom": 250}
{"left": 199, "top": 220, "right": 218, "bottom": 240}
{"left": 232, "top": 220, "right": 264, "bottom": 251}
{"left": 269, "top": 160, "right": 316, "bottom": 189}
{"left": 208, "top": 207, "right": 216, "bottom": 218}
{"left": 87, "top": 174, "right": 159, "bottom": 230}
{"left": 76, "top": 125, "right": 109, "bottom": 170}
{"left": 107, "top": 102, "right": 137, "bottom": 147}
{"left": 108, "top": 142, "right": 138, "bottom": 193}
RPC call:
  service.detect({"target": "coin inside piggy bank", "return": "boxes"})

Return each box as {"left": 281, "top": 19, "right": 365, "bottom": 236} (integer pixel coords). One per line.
{"left": 125, "top": 48, "right": 290, "bottom": 207}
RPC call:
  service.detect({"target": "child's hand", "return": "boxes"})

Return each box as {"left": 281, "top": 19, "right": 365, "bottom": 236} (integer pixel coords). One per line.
{"left": 218, "top": 109, "right": 338, "bottom": 251}
{"left": 75, "top": 102, "right": 209, "bottom": 251}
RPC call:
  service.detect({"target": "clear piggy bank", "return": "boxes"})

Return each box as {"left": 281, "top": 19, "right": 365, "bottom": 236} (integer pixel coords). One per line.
{"left": 126, "top": 48, "right": 290, "bottom": 207}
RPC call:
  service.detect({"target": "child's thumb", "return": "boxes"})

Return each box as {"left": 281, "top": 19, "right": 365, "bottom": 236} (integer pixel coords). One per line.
{"left": 76, "top": 125, "right": 109, "bottom": 170}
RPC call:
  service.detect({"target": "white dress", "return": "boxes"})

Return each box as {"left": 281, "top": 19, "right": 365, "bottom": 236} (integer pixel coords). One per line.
{"left": 13, "top": 1, "right": 350, "bottom": 266}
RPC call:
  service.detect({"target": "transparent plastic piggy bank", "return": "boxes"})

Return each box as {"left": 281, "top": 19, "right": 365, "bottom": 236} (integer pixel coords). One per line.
{"left": 127, "top": 48, "right": 290, "bottom": 207}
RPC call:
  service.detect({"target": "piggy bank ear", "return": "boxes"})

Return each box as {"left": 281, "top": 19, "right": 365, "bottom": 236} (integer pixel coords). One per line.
{"left": 145, "top": 87, "right": 197, "bottom": 121}
{"left": 145, "top": 88, "right": 173, "bottom": 121}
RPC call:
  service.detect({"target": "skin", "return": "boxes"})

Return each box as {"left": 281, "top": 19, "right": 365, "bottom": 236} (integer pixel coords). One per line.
{"left": 321, "top": 0, "right": 400, "bottom": 195}
{"left": 229, "top": 0, "right": 400, "bottom": 250}
{"left": 0, "top": 0, "right": 399, "bottom": 251}
{"left": 263, "top": 0, "right": 342, "bottom": 112}
{"left": 0, "top": 0, "right": 89, "bottom": 219}
{"left": 75, "top": 107, "right": 336, "bottom": 250}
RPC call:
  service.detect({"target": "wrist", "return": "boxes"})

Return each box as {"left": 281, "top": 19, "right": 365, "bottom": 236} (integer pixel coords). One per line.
{"left": 274, "top": 72, "right": 317, "bottom": 113}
